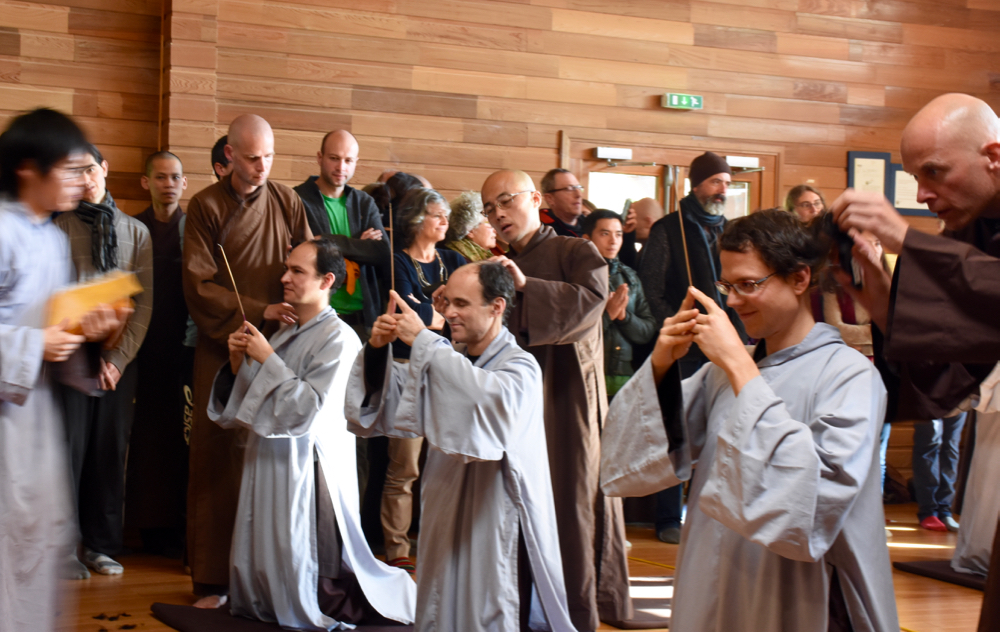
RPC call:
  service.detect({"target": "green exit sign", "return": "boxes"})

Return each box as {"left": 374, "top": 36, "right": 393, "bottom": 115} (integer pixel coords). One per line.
{"left": 662, "top": 93, "right": 703, "bottom": 110}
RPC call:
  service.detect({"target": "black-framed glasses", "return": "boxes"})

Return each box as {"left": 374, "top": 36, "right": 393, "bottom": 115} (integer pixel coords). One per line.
{"left": 482, "top": 190, "right": 532, "bottom": 218}
{"left": 715, "top": 273, "right": 775, "bottom": 296}
{"left": 546, "top": 185, "right": 584, "bottom": 194}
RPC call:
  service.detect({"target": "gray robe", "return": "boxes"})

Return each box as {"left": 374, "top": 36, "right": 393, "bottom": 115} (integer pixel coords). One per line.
{"left": 0, "top": 201, "right": 78, "bottom": 632}
{"left": 345, "top": 327, "right": 576, "bottom": 632}
{"left": 208, "top": 307, "right": 415, "bottom": 630}
{"left": 601, "top": 324, "right": 899, "bottom": 632}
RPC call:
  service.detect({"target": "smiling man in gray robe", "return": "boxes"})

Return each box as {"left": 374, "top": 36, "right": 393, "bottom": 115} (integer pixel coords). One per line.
{"left": 346, "top": 261, "right": 576, "bottom": 632}
{"left": 207, "top": 237, "right": 415, "bottom": 630}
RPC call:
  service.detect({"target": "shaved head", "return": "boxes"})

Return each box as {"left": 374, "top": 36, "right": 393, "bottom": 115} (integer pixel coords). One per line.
{"left": 320, "top": 129, "right": 358, "bottom": 156}
{"left": 900, "top": 93, "right": 1000, "bottom": 229}
{"left": 225, "top": 114, "right": 275, "bottom": 195}
{"left": 630, "top": 197, "right": 665, "bottom": 242}
{"left": 481, "top": 170, "right": 542, "bottom": 251}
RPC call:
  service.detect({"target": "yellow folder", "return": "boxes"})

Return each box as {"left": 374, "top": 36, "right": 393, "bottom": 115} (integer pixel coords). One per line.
{"left": 47, "top": 270, "right": 143, "bottom": 334}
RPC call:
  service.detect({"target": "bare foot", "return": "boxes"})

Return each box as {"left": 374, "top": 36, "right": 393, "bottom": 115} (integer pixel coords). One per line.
{"left": 192, "top": 595, "right": 228, "bottom": 609}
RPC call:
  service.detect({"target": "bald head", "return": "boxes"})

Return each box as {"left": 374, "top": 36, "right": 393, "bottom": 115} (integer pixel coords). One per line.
{"left": 481, "top": 170, "right": 542, "bottom": 251}
{"left": 631, "top": 197, "right": 665, "bottom": 242}
{"left": 317, "top": 130, "right": 360, "bottom": 195}
{"left": 900, "top": 93, "right": 1000, "bottom": 229}
{"left": 228, "top": 114, "right": 273, "bottom": 150}
{"left": 225, "top": 114, "right": 275, "bottom": 195}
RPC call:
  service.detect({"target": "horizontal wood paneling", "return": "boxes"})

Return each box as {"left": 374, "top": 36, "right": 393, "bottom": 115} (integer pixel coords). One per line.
{"left": 5, "top": 0, "right": 998, "bottom": 214}
{"left": 0, "top": 0, "right": 160, "bottom": 214}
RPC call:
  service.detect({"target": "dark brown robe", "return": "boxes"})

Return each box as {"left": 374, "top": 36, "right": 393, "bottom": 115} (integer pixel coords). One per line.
{"left": 507, "top": 225, "right": 632, "bottom": 631}
{"left": 883, "top": 218, "right": 1000, "bottom": 632}
{"left": 182, "top": 175, "right": 311, "bottom": 590}
{"left": 126, "top": 206, "right": 190, "bottom": 534}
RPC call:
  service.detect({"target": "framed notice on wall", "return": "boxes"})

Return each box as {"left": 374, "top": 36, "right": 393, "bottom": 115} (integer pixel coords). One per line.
{"left": 847, "top": 151, "right": 891, "bottom": 196}
{"left": 889, "top": 163, "right": 934, "bottom": 217}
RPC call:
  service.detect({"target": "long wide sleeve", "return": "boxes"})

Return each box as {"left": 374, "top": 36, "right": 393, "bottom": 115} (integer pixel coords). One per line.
{"left": 207, "top": 331, "right": 357, "bottom": 438}
{"left": 518, "top": 238, "right": 608, "bottom": 346}
{"left": 345, "top": 343, "right": 418, "bottom": 440}
{"left": 697, "top": 357, "right": 886, "bottom": 563}
{"left": 182, "top": 197, "right": 269, "bottom": 345}
{"left": 392, "top": 330, "right": 541, "bottom": 462}
{"left": 600, "top": 358, "right": 710, "bottom": 497}
{"left": 0, "top": 324, "right": 44, "bottom": 406}
{"left": 888, "top": 227, "right": 1000, "bottom": 363}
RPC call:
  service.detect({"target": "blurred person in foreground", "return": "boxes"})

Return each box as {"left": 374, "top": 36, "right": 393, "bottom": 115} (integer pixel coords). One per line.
{"left": 0, "top": 108, "right": 128, "bottom": 632}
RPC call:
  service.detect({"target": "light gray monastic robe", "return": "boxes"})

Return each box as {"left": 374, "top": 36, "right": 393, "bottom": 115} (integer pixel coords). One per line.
{"left": 0, "top": 200, "right": 79, "bottom": 632}
{"left": 208, "top": 307, "right": 415, "bottom": 630}
{"left": 345, "top": 327, "right": 576, "bottom": 632}
{"left": 601, "top": 324, "right": 899, "bottom": 632}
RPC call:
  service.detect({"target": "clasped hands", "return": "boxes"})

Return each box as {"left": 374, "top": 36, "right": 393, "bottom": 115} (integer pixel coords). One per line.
{"left": 369, "top": 290, "right": 428, "bottom": 349}
{"left": 650, "top": 287, "right": 759, "bottom": 394}
{"left": 227, "top": 322, "right": 274, "bottom": 374}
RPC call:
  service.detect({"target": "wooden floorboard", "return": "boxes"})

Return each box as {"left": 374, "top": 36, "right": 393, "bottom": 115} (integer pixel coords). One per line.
{"left": 57, "top": 503, "right": 983, "bottom": 632}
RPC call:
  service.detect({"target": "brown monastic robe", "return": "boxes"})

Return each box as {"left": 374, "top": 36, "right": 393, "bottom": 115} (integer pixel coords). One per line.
{"left": 882, "top": 219, "right": 1000, "bottom": 632}
{"left": 182, "top": 175, "right": 311, "bottom": 590}
{"left": 507, "top": 225, "right": 632, "bottom": 631}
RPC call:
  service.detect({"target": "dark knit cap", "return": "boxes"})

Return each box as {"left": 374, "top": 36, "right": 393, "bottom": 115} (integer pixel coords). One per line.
{"left": 689, "top": 151, "right": 731, "bottom": 189}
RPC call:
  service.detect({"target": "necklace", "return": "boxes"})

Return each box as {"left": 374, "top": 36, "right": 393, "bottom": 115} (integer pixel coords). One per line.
{"left": 406, "top": 249, "right": 447, "bottom": 289}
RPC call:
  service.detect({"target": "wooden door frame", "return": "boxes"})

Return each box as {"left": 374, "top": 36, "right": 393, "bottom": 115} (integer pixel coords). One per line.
{"left": 561, "top": 133, "right": 785, "bottom": 212}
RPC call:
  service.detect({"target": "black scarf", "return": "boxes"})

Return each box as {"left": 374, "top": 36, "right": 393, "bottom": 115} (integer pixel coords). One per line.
{"left": 74, "top": 192, "right": 119, "bottom": 272}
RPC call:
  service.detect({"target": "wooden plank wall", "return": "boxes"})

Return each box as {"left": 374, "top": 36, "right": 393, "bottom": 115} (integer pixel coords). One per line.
{"left": 0, "top": 0, "right": 162, "bottom": 215}
{"left": 200, "top": 0, "right": 1000, "bottom": 204}
{"left": 2, "top": 0, "right": 999, "bottom": 208}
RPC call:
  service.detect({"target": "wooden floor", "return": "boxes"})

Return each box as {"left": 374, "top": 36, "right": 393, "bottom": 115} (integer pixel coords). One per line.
{"left": 58, "top": 503, "right": 983, "bottom": 632}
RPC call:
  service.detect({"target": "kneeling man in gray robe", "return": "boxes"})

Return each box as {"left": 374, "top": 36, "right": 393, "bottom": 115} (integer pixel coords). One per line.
{"left": 208, "top": 236, "right": 416, "bottom": 630}
{"left": 346, "top": 261, "right": 576, "bottom": 632}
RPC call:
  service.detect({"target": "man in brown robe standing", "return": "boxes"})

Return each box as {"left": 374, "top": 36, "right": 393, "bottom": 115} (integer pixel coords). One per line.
{"left": 481, "top": 169, "right": 632, "bottom": 631}
{"left": 182, "top": 114, "right": 311, "bottom": 606}
{"left": 832, "top": 93, "right": 1000, "bottom": 632}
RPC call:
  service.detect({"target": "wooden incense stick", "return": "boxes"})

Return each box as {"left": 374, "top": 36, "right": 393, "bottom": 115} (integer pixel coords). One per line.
{"left": 389, "top": 202, "right": 396, "bottom": 293}
{"left": 217, "top": 243, "right": 247, "bottom": 322}
{"left": 675, "top": 205, "right": 694, "bottom": 288}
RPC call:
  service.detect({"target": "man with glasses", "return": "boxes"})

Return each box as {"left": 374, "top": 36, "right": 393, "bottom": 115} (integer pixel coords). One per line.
{"left": 481, "top": 169, "right": 632, "bottom": 632}
{"left": 540, "top": 168, "right": 586, "bottom": 237}
{"left": 638, "top": 151, "right": 747, "bottom": 544}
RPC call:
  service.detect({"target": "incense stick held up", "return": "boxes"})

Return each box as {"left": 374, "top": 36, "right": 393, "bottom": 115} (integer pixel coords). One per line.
{"left": 217, "top": 243, "right": 247, "bottom": 323}
{"left": 676, "top": 204, "right": 694, "bottom": 288}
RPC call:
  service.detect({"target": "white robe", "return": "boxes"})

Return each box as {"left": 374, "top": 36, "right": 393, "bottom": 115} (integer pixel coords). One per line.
{"left": 345, "top": 327, "right": 576, "bottom": 632}
{"left": 208, "top": 307, "right": 415, "bottom": 630}
{"left": 0, "top": 201, "right": 77, "bottom": 632}
{"left": 601, "top": 324, "right": 899, "bottom": 632}
{"left": 952, "top": 410, "right": 1000, "bottom": 577}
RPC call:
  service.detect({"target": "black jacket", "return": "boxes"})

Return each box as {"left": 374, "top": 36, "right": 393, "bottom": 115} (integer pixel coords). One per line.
{"left": 293, "top": 177, "right": 390, "bottom": 328}
{"left": 638, "top": 194, "right": 747, "bottom": 365}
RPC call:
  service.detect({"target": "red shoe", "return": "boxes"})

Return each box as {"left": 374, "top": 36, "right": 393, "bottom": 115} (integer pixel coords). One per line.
{"left": 920, "top": 516, "right": 949, "bottom": 532}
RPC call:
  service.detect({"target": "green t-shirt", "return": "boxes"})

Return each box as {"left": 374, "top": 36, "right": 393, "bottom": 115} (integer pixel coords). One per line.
{"left": 322, "top": 193, "right": 364, "bottom": 315}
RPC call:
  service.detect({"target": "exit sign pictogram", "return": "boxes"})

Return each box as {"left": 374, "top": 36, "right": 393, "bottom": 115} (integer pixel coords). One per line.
{"left": 662, "top": 93, "right": 703, "bottom": 110}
